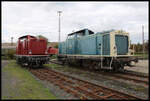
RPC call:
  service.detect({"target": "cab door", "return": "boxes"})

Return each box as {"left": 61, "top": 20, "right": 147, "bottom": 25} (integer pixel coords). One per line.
{"left": 103, "top": 34, "right": 110, "bottom": 55}
{"left": 115, "top": 35, "right": 128, "bottom": 55}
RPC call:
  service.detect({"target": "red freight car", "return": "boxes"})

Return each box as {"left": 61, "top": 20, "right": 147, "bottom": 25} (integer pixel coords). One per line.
{"left": 16, "top": 35, "right": 50, "bottom": 67}
{"left": 47, "top": 47, "right": 58, "bottom": 56}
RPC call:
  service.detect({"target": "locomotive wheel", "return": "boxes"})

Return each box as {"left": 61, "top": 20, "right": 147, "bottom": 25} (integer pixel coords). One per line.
{"left": 91, "top": 61, "right": 99, "bottom": 70}
{"left": 112, "top": 62, "right": 124, "bottom": 71}
{"left": 82, "top": 60, "right": 90, "bottom": 68}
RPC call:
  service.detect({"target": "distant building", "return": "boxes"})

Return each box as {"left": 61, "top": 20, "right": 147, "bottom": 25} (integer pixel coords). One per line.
{"left": 2, "top": 46, "right": 16, "bottom": 49}
{"left": 2, "top": 43, "right": 16, "bottom": 56}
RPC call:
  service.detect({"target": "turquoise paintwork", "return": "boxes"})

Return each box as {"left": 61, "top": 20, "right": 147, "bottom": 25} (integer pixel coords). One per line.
{"left": 59, "top": 29, "right": 110, "bottom": 55}
{"left": 59, "top": 29, "right": 128, "bottom": 55}
{"left": 103, "top": 34, "right": 110, "bottom": 55}
{"left": 58, "top": 42, "right": 66, "bottom": 54}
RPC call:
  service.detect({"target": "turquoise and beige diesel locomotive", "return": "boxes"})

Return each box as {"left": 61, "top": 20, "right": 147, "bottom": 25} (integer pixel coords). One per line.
{"left": 58, "top": 29, "right": 138, "bottom": 71}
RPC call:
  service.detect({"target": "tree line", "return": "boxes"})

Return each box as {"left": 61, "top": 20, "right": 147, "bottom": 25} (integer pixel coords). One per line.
{"left": 130, "top": 40, "right": 149, "bottom": 53}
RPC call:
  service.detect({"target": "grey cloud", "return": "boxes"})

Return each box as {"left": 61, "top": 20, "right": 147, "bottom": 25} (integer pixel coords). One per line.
{"left": 2, "top": 2, "right": 148, "bottom": 43}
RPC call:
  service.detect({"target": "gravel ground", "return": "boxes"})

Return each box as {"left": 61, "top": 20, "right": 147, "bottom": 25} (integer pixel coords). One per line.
{"left": 125, "top": 60, "right": 149, "bottom": 74}
{"left": 3, "top": 60, "right": 148, "bottom": 99}
{"left": 2, "top": 60, "right": 21, "bottom": 98}
{"left": 29, "top": 72, "right": 78, "bottom": 99}
{"left": 2, "top": 71, "right": 23, "bottom": 99}
{"left": 2, "top": 60, "right": 58, "bottom": 99}
{"left": 50, "top": 68, "right": 148, "bottom": 99}
{"left": 28, "top": 59, "right": 149, "bottom": 100}
{"left": 1, "top": 60, "right": 9, "bottom": 68}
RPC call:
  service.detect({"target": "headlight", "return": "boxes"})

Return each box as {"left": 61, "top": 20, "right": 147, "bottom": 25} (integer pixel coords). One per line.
{"left": 29, "top": 50, "right": 32, "bottom": 54}
{"left": 114, "top": 46, "right": 117, "bottom": 53}
{"left": 45, "top": 51, "right": 48, "bottom": 54}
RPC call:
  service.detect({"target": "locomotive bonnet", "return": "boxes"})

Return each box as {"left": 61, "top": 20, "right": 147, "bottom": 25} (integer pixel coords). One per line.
{"left": 16, "top": 35, "right": 50, "bottom": 67}
{"left": 59, "top": 29, "right": 131, "bottom": 56}
{"left": 58, "top": 29, "right": 138, "bottom": 70}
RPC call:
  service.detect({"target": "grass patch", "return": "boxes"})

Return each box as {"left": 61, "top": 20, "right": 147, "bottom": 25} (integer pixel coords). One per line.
{"left": 2, "top": 60, "right": 57, "bottom": 100}
{"left": 134, "top": 53, "right": 148, "bottom": 59}
{"left": 44, "top": 63, "right": 81, "bottom": 73}
{"left": 118, "top": 82, "right": 147, "bottom": 92}
{"left": 44, "top": 63, "right": 90, "bottom": 77}
{"left": 50, "top": 55, "right": 57, "bottom": 59}
{"left": 44, "top": 63, "right": 64, "bottom": 70}
{"left": 1, "top": 55, "right": 12, "bottom": 60}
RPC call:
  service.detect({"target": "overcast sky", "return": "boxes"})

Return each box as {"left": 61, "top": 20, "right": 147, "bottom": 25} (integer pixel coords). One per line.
{"left": 2, "top": 1, "right": 149, "bottom": 44}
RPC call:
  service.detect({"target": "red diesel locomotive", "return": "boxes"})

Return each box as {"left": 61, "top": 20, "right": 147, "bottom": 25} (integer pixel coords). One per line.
{"left": 16, "top": 35, "right": 58, "bottom": 67}
{"left": 47, "top": 47, "right": 58, "bottom": 56}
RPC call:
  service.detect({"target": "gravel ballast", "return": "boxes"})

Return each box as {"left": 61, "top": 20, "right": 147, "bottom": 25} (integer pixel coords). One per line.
{"left": 51, "top": 68, "right": 148, "bottom": 99}
{"left": 43, "top": 62, "right": 149, "bottom": 100}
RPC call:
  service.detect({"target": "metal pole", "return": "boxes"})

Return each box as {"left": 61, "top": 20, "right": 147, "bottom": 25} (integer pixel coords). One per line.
{"left": 133, "top": 44, "right": 135, "bottom": 55}
{"left": 57, "top": 11, "right": 62, "bottom": 43}
{"left": 11, "top": 37, "right": 13, "bottom": 46}
{"left": 142, "top": 25, "right": 144, "bottom": 59}
{"left": 101, "top": 39, "right": 103, "bottom": 69}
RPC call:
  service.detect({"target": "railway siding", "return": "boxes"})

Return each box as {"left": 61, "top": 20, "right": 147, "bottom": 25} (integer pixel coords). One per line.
{"left": 29, "top": 68, "right": 144, "bottom": 100}
{"left": 125, "top": 60, "right": 149, "bottom": 74}
{"left": 2, "top": 60, "right": 148, "bottom": 99}
{"left": 44, "top": 62, "right": 148, "bottom": 99}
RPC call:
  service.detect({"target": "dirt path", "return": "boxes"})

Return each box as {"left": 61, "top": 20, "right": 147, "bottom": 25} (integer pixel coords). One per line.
{"left": 125, "top": 60, "right": 149, "bottom": 74}
{"left": 2, "top": 60, "right": 14, "bottom": 98}
{"left": 2, "top": 60, "right": 57, "bottom": 99}
{"left": 2, "top": 60, "right": 9, "bottom": 68}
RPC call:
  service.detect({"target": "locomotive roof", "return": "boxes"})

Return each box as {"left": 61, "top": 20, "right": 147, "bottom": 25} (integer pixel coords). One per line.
{"left": 19, "top": 35, "right": 36, "bottom": 39}
{"left": 68, "top": 29, "right": 94, "bottom": 36}
{"left": 96, "top": 29, "right": 115, "bottom": 34}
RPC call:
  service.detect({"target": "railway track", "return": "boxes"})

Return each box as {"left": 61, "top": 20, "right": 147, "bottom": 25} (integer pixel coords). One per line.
{"left": 98, "top": 71, "right": 149, "bottom": 87}
{"left": 49, "top": 60, "right": 149, "bottom": 87}
{"left": 29, "top": 67, "right": 143, "bottom": 100}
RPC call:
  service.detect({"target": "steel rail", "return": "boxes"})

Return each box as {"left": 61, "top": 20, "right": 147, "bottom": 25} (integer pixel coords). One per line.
{"left": 29, "top": 68, "right": 143, "bottom": 100}
{"left": 49, "top": 60, "right": 149, "bottom": 86}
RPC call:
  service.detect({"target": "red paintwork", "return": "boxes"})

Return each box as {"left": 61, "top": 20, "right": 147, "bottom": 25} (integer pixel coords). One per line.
{"left": 16, "top": 35, "right": 47, "bottom": 55}
{"left": 47, "top": 47, "right": 58, "bottom": 55}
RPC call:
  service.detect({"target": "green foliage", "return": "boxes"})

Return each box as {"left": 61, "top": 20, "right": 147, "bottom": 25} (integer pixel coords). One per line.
{"left": 134, "top": 53, "right": 148, "bottom": 59}
{"left": 50, "top": 55, "right": 57, "bottom": 59}
{"left": 37, "top": 35, "right": 48, "bottom": 43}
{"left": 54, "top": 44, "right": 58, "bottom": 49}
{"left": 1, "top": 56, "right": 11, "bottom": 60}
{"left": 7, "top": 49, "right": 16, "bottom": 59}
{"left": 144, "top": 40, "right": 149, "bottom": 53}
{"left": 2, "top": 49, "right": 16, "bottom": 60}
{"left": 131, "top": 40, "right": 149, "bottom": 53}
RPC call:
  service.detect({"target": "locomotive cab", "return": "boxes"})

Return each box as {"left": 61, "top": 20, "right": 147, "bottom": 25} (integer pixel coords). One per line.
{"left": 110, "top": 30, "right": 130, "bottom": 56}
{"left": 68, "top": 28, "right": 94, "bottom": 39}
{"left": 16, "top": 35, "right": 50, "bottom": 67}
